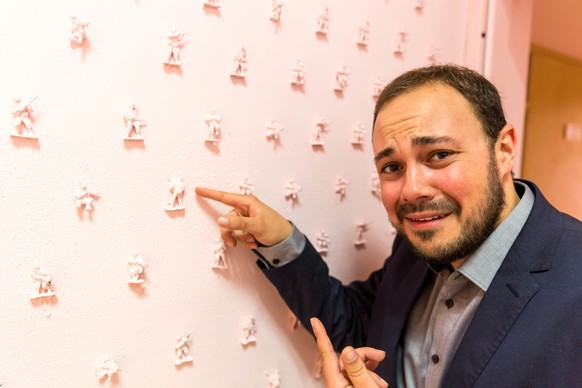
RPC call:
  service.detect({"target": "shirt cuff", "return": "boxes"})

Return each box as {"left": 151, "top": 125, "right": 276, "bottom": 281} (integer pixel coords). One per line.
{"left": 254, "top": 223, "right": 306, "bottom": 268}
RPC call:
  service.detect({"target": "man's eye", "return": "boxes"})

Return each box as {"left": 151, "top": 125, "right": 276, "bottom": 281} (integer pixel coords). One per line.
{"left": 432, "top": 151, "right": 452, "bottom": 160}
{"left": 382, "top": 164, "right": 401, "bottom": 173}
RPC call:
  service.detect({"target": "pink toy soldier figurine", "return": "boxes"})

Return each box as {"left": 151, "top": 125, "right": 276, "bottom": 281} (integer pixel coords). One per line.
{"left": 128, "top": 253, "right": 147, "bottom": 284}
{"left": 357, "top": 20, "right": 370, "bottom": 46}
{"left": 212, "top": 238, "right": 228, "bottom": 269}
{"left": 30, "top": 267, "right": 56, "bottom": 299}
{"left": 95, "top": 358, "right": 120, "bottom": 383}
{"left": 394, "top": 30, "right": 408, "bottom": 55}
{"left": 73, "top": 184, "right": 100, "bottom": 212}
{"left": 291, "top": 60, "right": 306, "bottom": 86}
{"left": 334, "top": 176, "right": 349, "bottom": 197}
{"left": 312, "top": 118, "right": 329, "bottom": 146}
{"left": 351, "top": 123, "right": 366, "bottom": 146}
{"left": 354, "top": 221, "right": 370, "bottom": 246}
{"left": 203, "top": 0, "right": 221, "bottom": 8}
{"left": 266, "top": 119, "right": 284, "bottom": 141}
{"left": 284, "top": 179, "right": 302, "bottom": 201}
{"left": 69, "top": 16, "right": 89, "bottom": 45}
{"left": 123, "top": 104, "right": 145, "bottom": 140}
{"left": 239, "top": 176, "right": 255, "bottom": 195}
{"left": 174, "top": 334, "right": 193, "bottom": 365}
{"left": 11, "top": 96, "right": 38, "bottom": 138}
{"left": 316, "top": 5, "right": 330, "bottom": 35}
{"left": 231, "top": 46, "right": 248, "bottom": 78}
{"left": 334, "top": 65, "right": 349, "bottom": 92}
{"left": 427, "top": 44, "right": 440, "bottom": 65}
{"left": 373, "top": 76, "right": 387, "bottom": 100}
{"left": 241, "top": 315, "right": 257, "bottom": 346}
{"left": 165, "top": 176, "right": 185, "bottom": 211}
{"left": 265, "top": 369, "right": 281, "bottom": 388}
{"left": 164, "top": 29, "right": 186, "bottom": 67}
{"left": 371, "top": 171, "right": 380, "bottom": 197}
{"left": 315, "top": 230, "right": 331, "bottom": 254}
{"left": 270, "top": 0, "right": 284, "bottom": 22}
{"left": 415, "top": 0, "right": 426, "bottom": 11}
{"left": 204, "top": 110, "right": 222, "bottom": 143}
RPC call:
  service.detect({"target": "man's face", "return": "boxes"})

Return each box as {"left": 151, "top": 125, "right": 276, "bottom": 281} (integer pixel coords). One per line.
{"left": 372, "top": 83, "right": 506, "bottom": 266}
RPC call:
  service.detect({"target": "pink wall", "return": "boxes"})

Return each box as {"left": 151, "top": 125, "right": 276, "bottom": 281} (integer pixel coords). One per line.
{"left": 0, "top": 0, "right": 527, "bottom": 386}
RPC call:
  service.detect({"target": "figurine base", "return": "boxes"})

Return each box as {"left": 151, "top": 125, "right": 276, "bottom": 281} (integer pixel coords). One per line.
{"left": 291, "top": 81, "right": 304, "bottom": 86}
{"left": 30, "top": 291, "right": 56, "bottom": 300}
{"left": 11, "top": 133, "right": 38, "bottom": 139}
{"left": 165, "top": 206, "right": 185, "bottom": 211}
{"left": 354, "top": 240, "right": 367, "bottom": 246}
{"left": 205, "top": 138, "right": 220, "bottom": 143}
{"left": 124, "top": 136, "right": 144, "bottom": 141}
{"left": 240, "top": 338, "right": 256, "bottom": 346}
{"left": 230, "top": 73, "right": 247, "bottom": 79}
{"left": 212, "top": 264, "right": 228, "bottom": 270}
{"left": 311, "top": 141, "right": 324, "bottom": 146}
{"left": 163, "top": 61, "right": 182, "bottom": 67}
{"left": 203, "top": 3, "right": 221, "bottom": 8}
{"left": 175, "top": 357, "right": 193, "bottom": 366}
{"left": 128, "top": 279, "right": 145, "bottom": 284}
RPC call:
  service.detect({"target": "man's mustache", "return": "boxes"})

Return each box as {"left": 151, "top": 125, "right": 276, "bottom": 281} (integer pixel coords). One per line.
{"left": 397, "top": 199, "right": 461, "bottom": 221}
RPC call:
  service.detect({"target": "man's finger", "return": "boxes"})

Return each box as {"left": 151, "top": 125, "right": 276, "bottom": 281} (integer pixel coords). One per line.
{"left": 311, "top": 317, "right": 349, "bottom": 387}
{"left": 195, "top": 187, "right": 248, "bottom": 208}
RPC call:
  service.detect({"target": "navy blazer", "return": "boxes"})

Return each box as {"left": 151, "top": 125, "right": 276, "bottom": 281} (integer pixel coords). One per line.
{"left": 262, "top": 180, "right": 582, "bottom": 387}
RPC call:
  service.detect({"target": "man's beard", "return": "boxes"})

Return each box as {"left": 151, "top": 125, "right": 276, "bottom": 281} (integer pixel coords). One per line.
{"left": 395, "top": 153, "right": 506, "bottom": 267}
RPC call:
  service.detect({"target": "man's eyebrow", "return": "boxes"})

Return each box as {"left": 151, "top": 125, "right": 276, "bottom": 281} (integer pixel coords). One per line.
{"left": 374, "top": 136, "right": 459, "bottom": 164}
{"left": 412, "top": 135, "right": 459, "bottom": 146}
{"left": 374, "top": 147, "right": 394, "bottom": 164}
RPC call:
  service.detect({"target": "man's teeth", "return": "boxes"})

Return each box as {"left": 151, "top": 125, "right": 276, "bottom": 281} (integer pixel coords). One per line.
{"left": 412, "top": 215, "right": 444, "bottom": 221}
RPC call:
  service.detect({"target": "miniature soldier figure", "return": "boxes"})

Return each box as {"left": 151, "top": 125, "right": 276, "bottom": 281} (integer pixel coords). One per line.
{"left": 175, "top": 334, "right": 193, "bottom": 365}
{"left": 73, "top": 184, "right": 100, "bottom": 212}
{"left": 415, "top": 0, "right": 426, "bottom": 11}
{"left": 205, "top": 110, "right": 222, "bottom": 143}
{"left": 315, "top": 230, "right": 331, "bottom": 254}
{"left": 291, "top": 60, "right": 306, "bottom": 86}
{"left": 316, "top": 5, "right": 330, "bottom": 35}
{"left": 371, "top": 171, "right": 380, "bottom": 197}
{"left": 334, "top": 65, "right": 349, "bottom": 92}
{"left": 212, "top": 238, "right": 228, "bottom": 269}
{"left": 30, "top": 267, "right": 56, "bottom": 299}
{"left": 165, "top": 29, "right": 186, "bottom": 67}
{"left": 427, "top": 44, "right": 440, "bottom": 65}
{"left": 203, "top": 0, "right": 221, "bottom": 8}
{"left": 69, "top": 16, "right": 89, "bottom": 45}
{"left": 231, "top": 46, "right": 248, "bottom": 78}
{"left": 312, "top": 118, "right": 329, "bottom": 146}
{"left": 265, "top": 369, "right": 281, "bottom": 388}
{"left": 239, "top": 177, "right": 255, "bottom": 196}
{"left": 351, "top": 123, "right": 366, "bottom": 145}
{"left": 270, "top": 0, "right": 284, "bottom": 22}
{"left": 394, "top": 30, "right": 408, "bottom": 55}
{"left": 123, "top": 104, "right": 145, "bottom": 140}
{"left": 334, "top": 177, "right": 349, "bottom": 197}
{"left": 373, "top": 76, "right": 387, "bottom": 99}
{"left": 11, "top": 96, "right": 38, "bottom": 138}
{"left": 166, "top": 176, "right": 185, "bottom": 210}
{"left": 357, "top": 20, "right": 370, "bottom": 46}
{"left": 95, "top": 358, "right": 120, "bottom": 383}
{"left": 266, "top": 119, "right": 284, "bottom": 141}
{"left": 284, "top": 179, "right": 302, "bottom": 201}
{"left": 128, "top": 253, "right": 146, "bottom": 284}
{"left": 241, "top": 315, "right": 257, "bottom": 346}
{"left": 354, "top": 221, "right": 370, "bottom": 246}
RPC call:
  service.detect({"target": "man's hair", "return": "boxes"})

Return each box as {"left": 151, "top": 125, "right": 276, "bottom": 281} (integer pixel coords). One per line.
{"left": 373, "top": 64, "right": 507, "bottom": 144}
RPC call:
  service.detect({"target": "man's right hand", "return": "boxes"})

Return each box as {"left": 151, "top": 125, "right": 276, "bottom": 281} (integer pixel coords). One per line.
{"left": 195, "top": 187, "right": 292, "bottom": 249}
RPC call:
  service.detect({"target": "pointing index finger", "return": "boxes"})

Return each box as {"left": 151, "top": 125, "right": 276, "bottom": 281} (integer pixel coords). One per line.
{"left": 195, "top": 186, "right": 247, "bottom": 207}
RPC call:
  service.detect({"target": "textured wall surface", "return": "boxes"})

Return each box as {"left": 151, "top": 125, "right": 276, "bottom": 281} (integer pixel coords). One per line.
{"left": 0, "top": 1, "right": 499, "bottom": 386}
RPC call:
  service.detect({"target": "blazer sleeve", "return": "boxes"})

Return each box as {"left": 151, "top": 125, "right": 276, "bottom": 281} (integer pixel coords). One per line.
{"left": 260, "top": 234, "right": 403, "bottom": 350}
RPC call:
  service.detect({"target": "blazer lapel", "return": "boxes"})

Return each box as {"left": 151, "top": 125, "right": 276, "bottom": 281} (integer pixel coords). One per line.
{"left": 441, "top": 250, "right": 539, "bottom": 386}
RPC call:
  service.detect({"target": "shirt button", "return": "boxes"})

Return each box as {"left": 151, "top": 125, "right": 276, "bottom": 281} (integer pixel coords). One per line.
{"left": 445, "top": 299, "right": 454, "bottom": 309}
{"left": 431, "top": 354, "right": 440, "bottom": 364}
{"left": 272, "top": 258, "right": 280, "bottom": 265}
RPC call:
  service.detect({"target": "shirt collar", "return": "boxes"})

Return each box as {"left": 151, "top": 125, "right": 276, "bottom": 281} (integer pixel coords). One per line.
{"left": 457, "top": 181, "right": 534, "bottom": 292}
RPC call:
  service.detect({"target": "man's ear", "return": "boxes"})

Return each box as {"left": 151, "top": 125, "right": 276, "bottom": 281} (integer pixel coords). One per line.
{"left": 495, "top": 124, "right": 517, "bottom": 178}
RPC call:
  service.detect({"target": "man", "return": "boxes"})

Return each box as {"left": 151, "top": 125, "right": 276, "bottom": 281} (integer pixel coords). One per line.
{"left": 196, "top": 65, "right": 582, "bottom": 387}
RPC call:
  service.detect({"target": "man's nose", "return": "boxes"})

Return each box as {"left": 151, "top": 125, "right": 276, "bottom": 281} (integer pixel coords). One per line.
{"left": 400, "top": 165, "right": 435, "bottom": 203}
